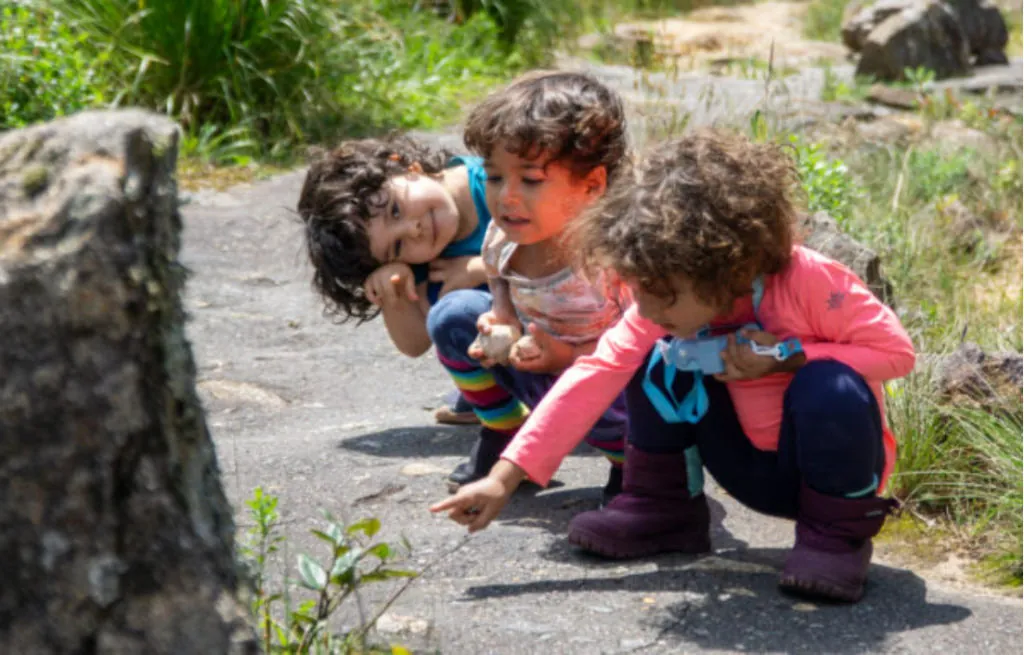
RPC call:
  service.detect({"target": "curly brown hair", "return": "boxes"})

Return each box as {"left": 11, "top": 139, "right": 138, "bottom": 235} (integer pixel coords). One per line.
{"left": 463, "top": 70, "right": 627, "bottom": 180}
{"left": 297, "top": 135, "right": 451, "bottom": 322}
{"left": 573, "top": 129, "right": 800, "bottom": 308}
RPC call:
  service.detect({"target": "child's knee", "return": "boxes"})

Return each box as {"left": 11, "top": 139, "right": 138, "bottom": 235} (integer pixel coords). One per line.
{"left": 786, "top": 360, "right": 874, "bottom": 416}
{"left": 427, "top": 290, "right": 491, "bottom": 353}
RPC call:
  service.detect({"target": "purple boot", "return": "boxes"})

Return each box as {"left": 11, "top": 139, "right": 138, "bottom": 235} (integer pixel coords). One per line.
{"left": 779, "top": 484, "right": 898, "bottom": 603}
{"left": 568, "top": 445, "right": 711, "bottom": 558}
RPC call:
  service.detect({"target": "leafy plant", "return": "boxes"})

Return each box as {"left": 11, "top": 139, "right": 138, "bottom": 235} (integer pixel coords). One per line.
{"left": 0, "top": 1, "right": 111, "bottom": 129}
{"left": 238, "top": 487, "right": 417, "bottom": 654}
{"left": 903, "top": 65, "right": 936, "bottom": 92}
{"left": 789, "top": 135, "right": 859, "bottom": 224}
{"left": 819, "top": 63, "right": 871, "bottom": 104}
{"left": 52, "top": 0, "right": 357, "bottom": 145}
{"left": 180, "top": 123, "right": 258, "bottom": 167}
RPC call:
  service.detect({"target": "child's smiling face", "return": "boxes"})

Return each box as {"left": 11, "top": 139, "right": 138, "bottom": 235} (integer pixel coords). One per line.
{"left": 483, "top": 145, "right": 606, "bottom": 246}
{"left": 366, "top": 171, "right": 461, "bottom": 265}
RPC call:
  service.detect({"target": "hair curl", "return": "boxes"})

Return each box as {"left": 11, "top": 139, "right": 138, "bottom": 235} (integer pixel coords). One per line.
{"left": 572, "top": 129, "right": 800, "bottom": 307}
{"left": 297, "top": 135, "right": 451, "bottom": 322}
{"left": 463, "top": 70, "right": 627, "bottom": 180}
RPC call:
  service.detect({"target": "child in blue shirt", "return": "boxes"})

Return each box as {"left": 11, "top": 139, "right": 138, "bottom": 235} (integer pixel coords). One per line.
{"left": 298, "top": 136, "right": 491, "bottom": 358}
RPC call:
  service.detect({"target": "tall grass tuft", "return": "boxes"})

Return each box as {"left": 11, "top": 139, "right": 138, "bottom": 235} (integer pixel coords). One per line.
{"left": 802, "top": 0, "right": 848, "bottom": 42}
{"left": 887, "top": 372, "right": 1023, "bottom": 585}
{"left": 55, "top": 0, "right": 355, "bottom": 147}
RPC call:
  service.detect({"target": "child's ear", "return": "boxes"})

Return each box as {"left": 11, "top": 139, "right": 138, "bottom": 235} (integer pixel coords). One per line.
{"left": 407, "top": 161, "right": 424, "bottom": 175}
{"left": 584, "top": 166, "right": 608, "bottom": 197}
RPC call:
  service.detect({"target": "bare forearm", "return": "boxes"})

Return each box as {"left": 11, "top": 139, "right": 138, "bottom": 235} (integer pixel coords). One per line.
{"left": 466, "top": 256, "right": 488, "bottom": 289}
{"left": 491, "top": 458, "right": 528, "bottom": 491}
{"left": 489, "top": 277, "right": 519, "bottom": 326}
{"left": 381, "top": 301, "right": 431, "bottom": 357}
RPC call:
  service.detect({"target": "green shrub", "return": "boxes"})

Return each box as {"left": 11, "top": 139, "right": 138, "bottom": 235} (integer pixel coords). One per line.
{"left": 789, "top": 136, "right": 859, "bottom": 225}
{"left": 452, "top": 0, "right": 572, "bottom": 52}
{"left": 45, "top": 0, "right": 550, "bottom": 154}
{"left": 55, "top": 0, "right": 356, "bottom": 145}
{"left": 0, "top": 1, "right": 111, "bottom": 130}
{"left": 238, "top": 487, "right": 417, "bottom": 653}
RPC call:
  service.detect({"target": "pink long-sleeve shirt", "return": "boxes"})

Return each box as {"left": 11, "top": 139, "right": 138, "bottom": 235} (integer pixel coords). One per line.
{"left": 502, "top": 246, "right": 916, "bottom": 489}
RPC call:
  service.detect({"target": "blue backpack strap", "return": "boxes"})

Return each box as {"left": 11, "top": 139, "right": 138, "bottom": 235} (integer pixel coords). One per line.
{"left": 642, "top": 274, "right": 800, "bottom": 426}
{"left": 748, "top": 274, "right": 803, "bottom": 360}
{"left": 642, "top": 344, "right": 710, "bottom": 425}
{"left": 751, "top": 275, "right": 765, "bottom": 315}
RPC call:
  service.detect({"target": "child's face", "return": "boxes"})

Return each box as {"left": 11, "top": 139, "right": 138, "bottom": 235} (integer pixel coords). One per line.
{"left": 629, "top": 276, "right": 724, "bottom": 338}
{"left": 483, "top": 146, "right": 605, "bottom": 245}
{"left": 366, "top": 172, "right": 461, "bottom": 265}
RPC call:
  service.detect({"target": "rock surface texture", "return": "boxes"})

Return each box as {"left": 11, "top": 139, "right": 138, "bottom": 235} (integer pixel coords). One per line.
{"left": 843, "top": 0, "right": 1008, "bottom": 80}
{"left": 0, "top": 110, "right": 256, "bottom": 654}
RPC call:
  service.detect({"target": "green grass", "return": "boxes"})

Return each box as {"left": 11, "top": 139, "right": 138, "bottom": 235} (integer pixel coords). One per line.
{"left": 4, "top": 0, "right": 580, "bottom": 162}
{"left": 1006, "top": 7, "right": 1023, "bottom": 57}
{"left": 886, "top": 375, "right": 1023, "bottom": 585}
{"left": 802, "top": 0, "right": 847, "bottom": 42}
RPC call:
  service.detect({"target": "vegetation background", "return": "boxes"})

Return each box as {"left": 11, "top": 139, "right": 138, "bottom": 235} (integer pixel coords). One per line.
{"left": 2, "top": 3, "right": 1021, "bottom": 647}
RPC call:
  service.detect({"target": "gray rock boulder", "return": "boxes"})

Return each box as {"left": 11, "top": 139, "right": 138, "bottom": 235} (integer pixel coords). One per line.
{"left": 0, "top": 110, "right": 257, "bottom": 653}
{"left": 855, "top": 0, "right": 972, "bottom": 81}
{"left": 945, "top": 0, "right": 1010, "bottom": 64}
{"left": 842, "top": 0, "right": 909, "bottom": 51}
{"left": 798, "top": 211, "right": 894, "bottom": 303}
{"left": 843, "top": 0, "right": 1009, "bottom": 79}
{"left": 933, "top": 342, "right": 1023, "bottom": 406}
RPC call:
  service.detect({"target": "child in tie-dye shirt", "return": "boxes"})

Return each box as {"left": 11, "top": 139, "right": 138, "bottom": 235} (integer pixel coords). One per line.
{"left": 426, "top": 70, "right": 630, "bottom": 498}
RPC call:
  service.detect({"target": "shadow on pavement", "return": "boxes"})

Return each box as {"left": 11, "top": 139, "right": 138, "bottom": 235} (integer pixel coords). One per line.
{"left": 337, "top": 425, "right": 478, "bottom": 458}
{"left": 496, "top": 489, "right": 747, "bottom": 553}
{"left": 338, "top": 425, "right": 606, "bottom": 460}
{"left": 457, "top": 547, "right": 972, "bottom": 654}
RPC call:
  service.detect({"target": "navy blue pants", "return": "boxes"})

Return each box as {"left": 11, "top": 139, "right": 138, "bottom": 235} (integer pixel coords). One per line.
{"left": 628, "top": 348, "right": 886, "bottom": 519}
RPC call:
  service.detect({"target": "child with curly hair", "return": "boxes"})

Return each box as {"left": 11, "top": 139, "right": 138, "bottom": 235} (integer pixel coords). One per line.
{"left": 427, "top": 71, "right": 630, "bottom": 496}
{"left": 433, "top": 130, "right": 916, "bottom": 604}
{"left": 298, "top": 135, "right": 491, "bottom": 423}
{"left": 298, "top": 135, "right": 490, "bottom": 353}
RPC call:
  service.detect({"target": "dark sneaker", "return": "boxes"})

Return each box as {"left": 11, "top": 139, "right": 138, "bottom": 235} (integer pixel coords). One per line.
{"left": 446, "top": 429, "right": 511, "bottom": 492}
{"left": 600, "top": 465, "right": 623, "bottom": 508}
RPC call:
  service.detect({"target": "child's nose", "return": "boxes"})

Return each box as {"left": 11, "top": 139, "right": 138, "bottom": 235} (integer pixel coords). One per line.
{"left": 498, "top": 183, "right": 520, "bottom": 210}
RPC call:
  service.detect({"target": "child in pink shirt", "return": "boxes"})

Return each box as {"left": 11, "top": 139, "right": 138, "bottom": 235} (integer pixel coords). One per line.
{"left": 433, "top": 131, "right": 916, "bottom": 604}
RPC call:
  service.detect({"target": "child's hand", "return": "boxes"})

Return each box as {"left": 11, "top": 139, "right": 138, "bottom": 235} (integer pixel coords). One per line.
{"left": 714, "top": 329, "right": 806, "bottom": 381}
{"left": 509, "top": 323, "right": 575, "bottom": 374}
{"left": 364, "top": 263, "right": 418, "bottom": 307}
{"left": 429, "top": 461, "right": 526, "bottom": 532}
{"left": 429, "top": 255, "right": 486, "bottom": 297}
{"left": 468, "top": 311, "right": 521, "bottom": 367}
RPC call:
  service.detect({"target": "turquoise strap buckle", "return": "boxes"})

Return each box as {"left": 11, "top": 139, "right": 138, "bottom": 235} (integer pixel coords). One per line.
{"left": 747, "top": 338, "right": 803, "bottom": 361}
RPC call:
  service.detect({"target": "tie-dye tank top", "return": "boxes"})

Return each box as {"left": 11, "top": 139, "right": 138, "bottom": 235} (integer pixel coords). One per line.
{"left": 481, "top": 223, "right": 623, "bottom": 345}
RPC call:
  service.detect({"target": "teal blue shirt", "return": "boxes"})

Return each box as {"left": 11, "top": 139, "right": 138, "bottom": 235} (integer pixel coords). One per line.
{"left": 413, "top": 155, "right": 490, "bottom": 305}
